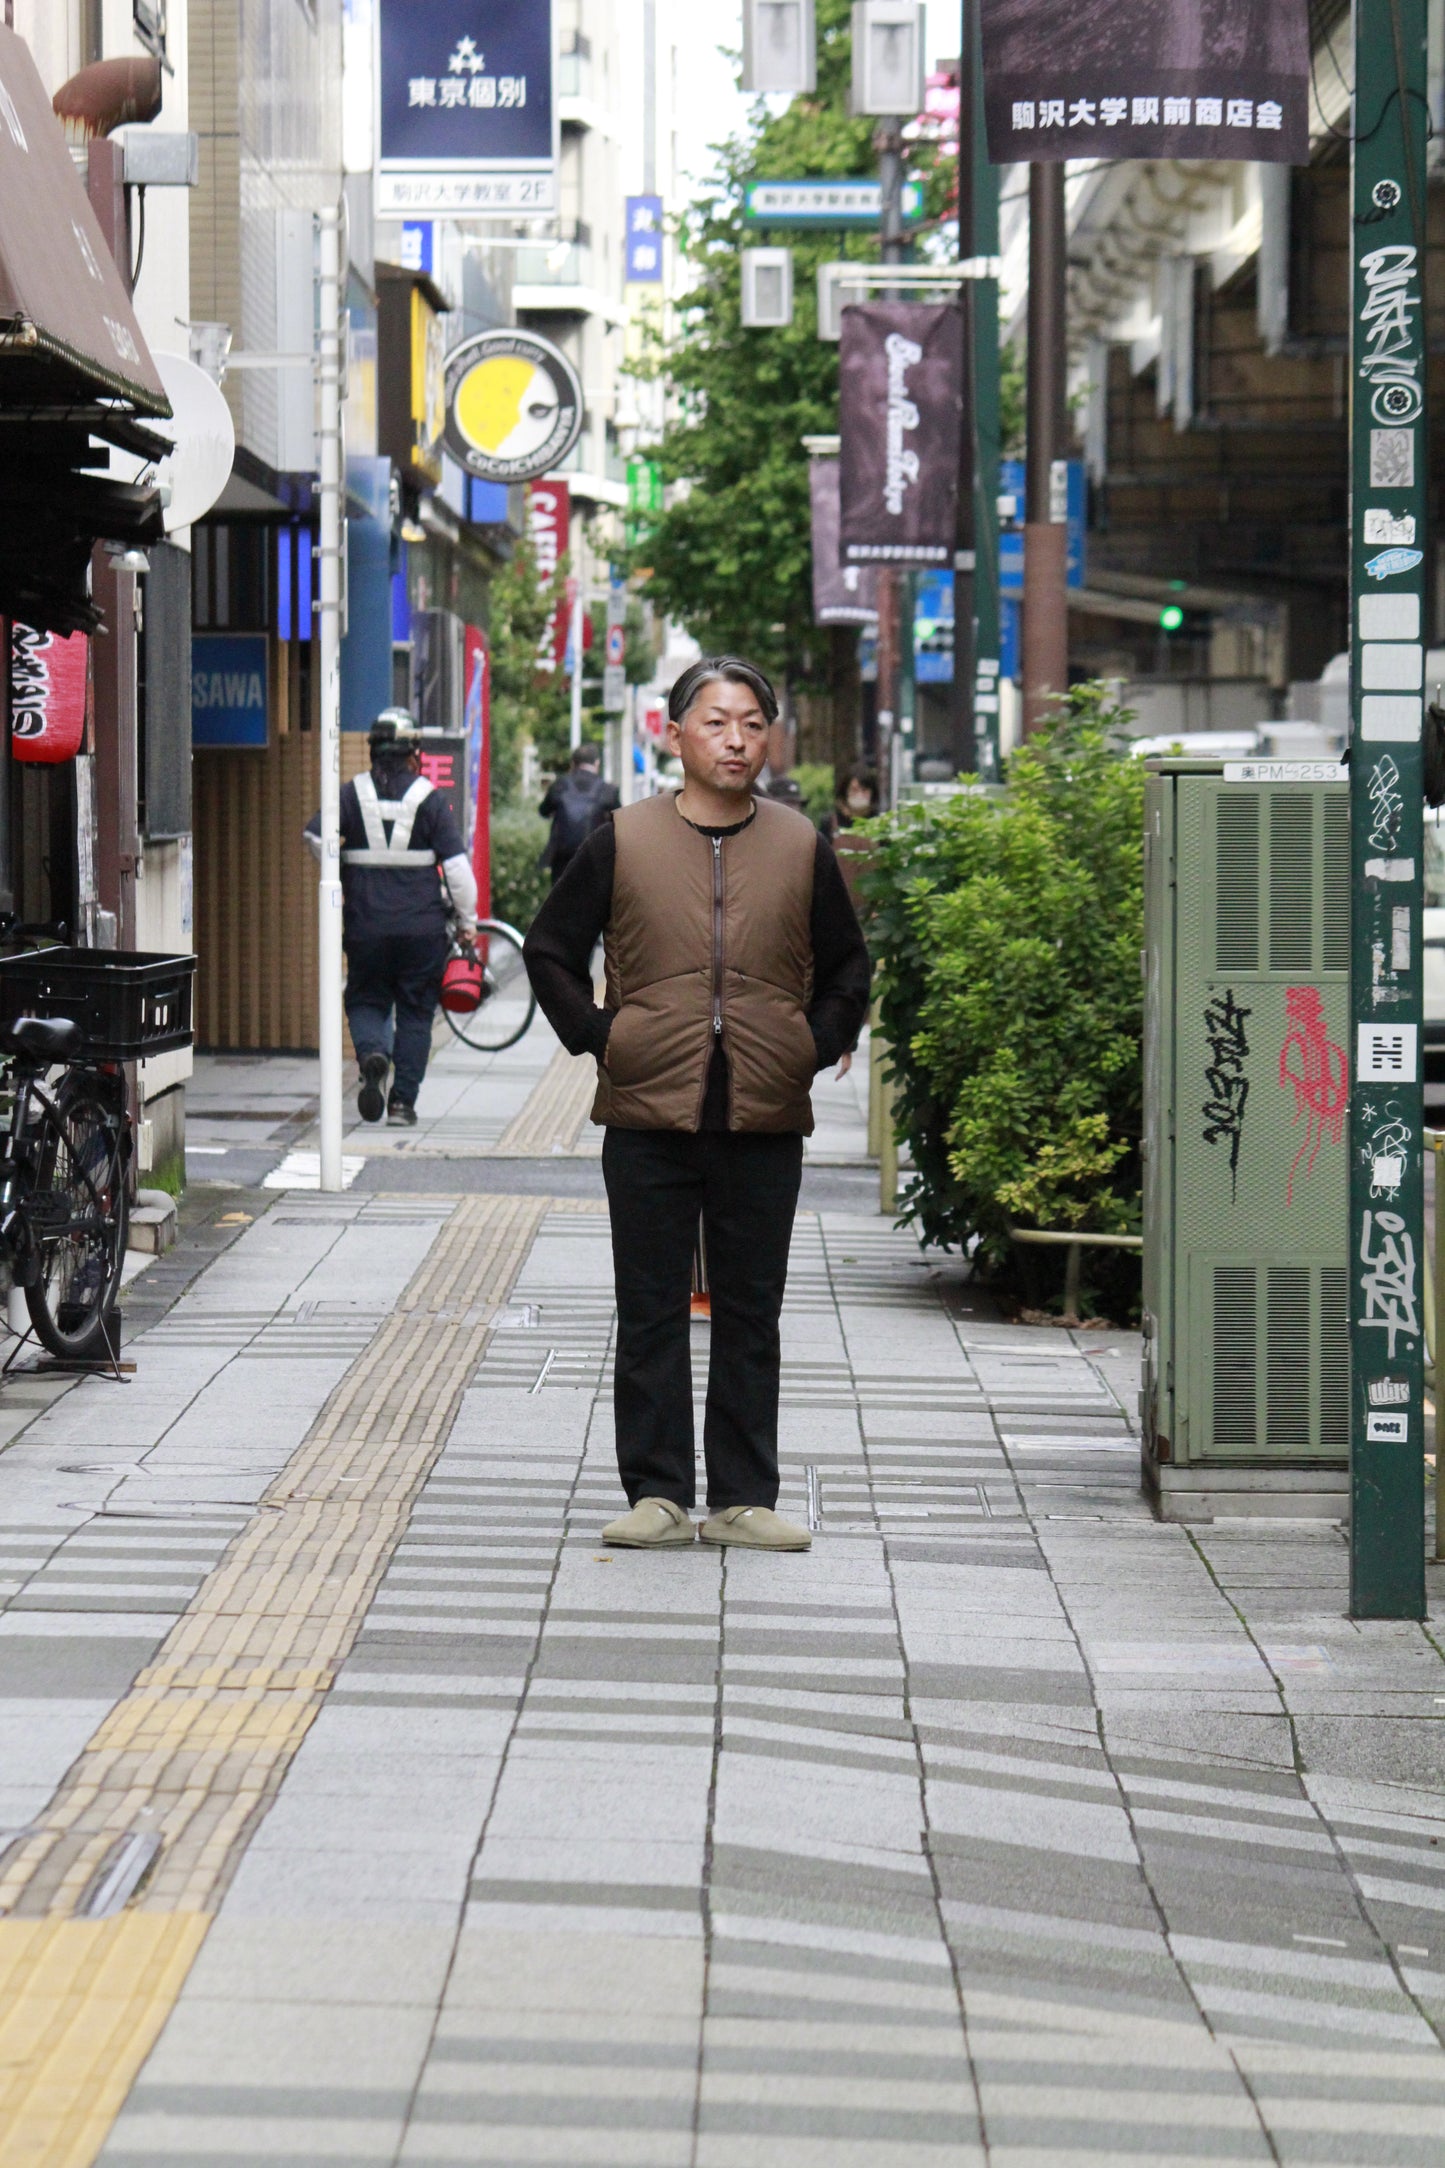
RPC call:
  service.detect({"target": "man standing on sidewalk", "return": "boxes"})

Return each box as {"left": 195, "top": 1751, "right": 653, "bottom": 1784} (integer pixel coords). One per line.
{"left": 524, "top": 657, "right": 872, "bottom": 1551}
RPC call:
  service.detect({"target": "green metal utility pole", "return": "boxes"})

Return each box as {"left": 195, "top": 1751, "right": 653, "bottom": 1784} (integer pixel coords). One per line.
{"left": 955, "top": 0, "right": 1001, "bottom": 781}
{"left": 1348, "top": 0, "right": 1428, "bottom": 1618}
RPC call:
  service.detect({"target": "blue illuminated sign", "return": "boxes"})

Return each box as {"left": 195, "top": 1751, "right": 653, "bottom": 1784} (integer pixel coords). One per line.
{"left": 192, "top": 634, "right": 269, "bottom": 748}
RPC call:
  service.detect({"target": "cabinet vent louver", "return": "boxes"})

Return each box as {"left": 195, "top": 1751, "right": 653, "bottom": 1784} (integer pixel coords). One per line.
{"left": 1213, "top": 1266, "right": 1258, "bottom": 1445}
{"left": 1269, "top": 793, "right": 1314, "bottom": 972}
{"left": 1320, "top": 1267, "right": 1349, "bottom": 1447}
{"left": 1266, "top": 1267, "right": 1311, "bottom": 1444}
{"left": 1323, "top": 795, "right": 1349, "bottom": 974}
{"left": 1215, "top": 795, "right": 1259, "bottom": 972}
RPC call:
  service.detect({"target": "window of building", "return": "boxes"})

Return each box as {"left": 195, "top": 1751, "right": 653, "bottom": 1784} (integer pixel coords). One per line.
{"left": 133, "top": 0, "right": 168, "bottom": 65}
{"left": 191, "top": 523, "right": 272, "bottom": 632}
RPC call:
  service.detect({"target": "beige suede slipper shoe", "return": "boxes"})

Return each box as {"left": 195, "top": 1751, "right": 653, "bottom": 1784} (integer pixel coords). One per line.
{"left": 698, "top": 1505, "right": 812, "bottom": 1551}
{"left": 600, "top": 1497, "right": 697, "bottom": 1548}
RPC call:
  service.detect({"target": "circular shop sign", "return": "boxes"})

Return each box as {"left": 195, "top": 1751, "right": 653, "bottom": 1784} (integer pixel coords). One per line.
{"left": 443, "top": 329, "right": 584, "bottom": 484}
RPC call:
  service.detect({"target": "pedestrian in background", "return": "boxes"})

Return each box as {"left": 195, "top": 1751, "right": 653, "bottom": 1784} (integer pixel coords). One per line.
{"left": 524, "top": 656, "right": 872, "bottom": 1552}
{"left": 304, "top": 708, "right": 477, "bottom": 1127}
{"left": 539, "top": 743, "right": 619, "bottom": 885}
{"left": 817, "top": 762, "right": 879, "bottom": 842}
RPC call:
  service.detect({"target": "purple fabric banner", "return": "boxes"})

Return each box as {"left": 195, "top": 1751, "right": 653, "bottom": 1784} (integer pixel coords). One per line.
{"left": 838, "top": 303, "right": 963, "bottom": 569}
{"left": 810, "top": 460, "right": 878, "bottom": 625}
{"left": 981, "top": 0, "right": 1310, "bottom": 166}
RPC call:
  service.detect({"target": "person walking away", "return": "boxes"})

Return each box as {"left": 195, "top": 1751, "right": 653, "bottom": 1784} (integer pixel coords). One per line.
{"left": 524, "top": 656, "right": 872, "bottom": 1551}
{"left": 304, "top": 707, "right": 477, "bottom": 1127}
{"left": 539, "top": 743, "right": 620, "bottom": 885}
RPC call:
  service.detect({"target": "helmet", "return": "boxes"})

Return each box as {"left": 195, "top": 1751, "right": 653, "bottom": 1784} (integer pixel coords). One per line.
{"left": 369, "top": 706, "right": 421, "bottom": 753}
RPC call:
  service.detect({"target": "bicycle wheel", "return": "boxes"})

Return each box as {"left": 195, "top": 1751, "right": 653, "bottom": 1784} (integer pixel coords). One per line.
{"left": 443, "top": 921, "right": 536, "bottom": 1052}
{"left": 24, "top": 1074, "right": 129, "bottom": 1360}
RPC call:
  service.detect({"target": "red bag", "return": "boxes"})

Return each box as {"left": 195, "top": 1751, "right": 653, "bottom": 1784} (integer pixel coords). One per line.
{"left": 440, "top": 951, "right": 484, "bottom": 1013}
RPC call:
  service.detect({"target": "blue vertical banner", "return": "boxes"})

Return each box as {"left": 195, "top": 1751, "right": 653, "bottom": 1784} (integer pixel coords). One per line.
{"left": 998, "top": 458, "right": 1086, "bottom": 593}
{"left": 377, "top": 0, "right": 556, "bottom": 215}
{"left": 625, "top": 195, "right": 663, "bottom": 283}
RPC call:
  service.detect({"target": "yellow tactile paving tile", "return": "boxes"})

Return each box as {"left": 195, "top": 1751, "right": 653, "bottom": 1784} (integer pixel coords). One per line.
{"left": 492, "top": 1040, "right": 596, "bottom": 1154}
{"left": 0, "top": 1189, "right": 560, "bottom": 2166}
{"left": 0, "top": 1915, "right": 209, "bottom": 2168}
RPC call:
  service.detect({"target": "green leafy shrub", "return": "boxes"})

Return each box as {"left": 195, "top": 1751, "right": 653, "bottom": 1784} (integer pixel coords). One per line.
{"left": 790, "top": 763, "right": 837, "bottom": 824}
{"left": 488, "top": 804, "right": 551, "bottom": 934}
{"left": 860, "top": 685, "right": 1144, "bottom": 1312}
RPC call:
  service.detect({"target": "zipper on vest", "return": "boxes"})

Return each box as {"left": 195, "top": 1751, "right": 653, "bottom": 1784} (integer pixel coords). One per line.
{"left": 711, "top": 835, "right": 724, "bottom": 1037}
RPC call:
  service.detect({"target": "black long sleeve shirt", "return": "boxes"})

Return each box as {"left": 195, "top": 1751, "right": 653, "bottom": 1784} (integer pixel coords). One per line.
{"left": 523, "top": 804, "right": 873, "bottom": 1128}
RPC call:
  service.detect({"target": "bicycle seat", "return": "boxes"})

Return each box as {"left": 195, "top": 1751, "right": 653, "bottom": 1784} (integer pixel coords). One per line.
{"left": 7, "top": 1016, "right": 83, "bottom": 1062}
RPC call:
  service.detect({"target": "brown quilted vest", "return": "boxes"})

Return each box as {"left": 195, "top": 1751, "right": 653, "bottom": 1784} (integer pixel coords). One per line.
{"left": 591, "top": 793, "right": 818, "bottom": 1134}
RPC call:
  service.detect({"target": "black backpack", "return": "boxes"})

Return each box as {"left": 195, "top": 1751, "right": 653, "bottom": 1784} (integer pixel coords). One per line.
{"left": 550, "top": 771, "right": 606, "bottom": 857}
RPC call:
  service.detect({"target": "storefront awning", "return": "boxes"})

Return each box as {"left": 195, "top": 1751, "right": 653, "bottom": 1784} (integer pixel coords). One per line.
{"left": 0, "top": 26, "right": 169, "bottom": 416}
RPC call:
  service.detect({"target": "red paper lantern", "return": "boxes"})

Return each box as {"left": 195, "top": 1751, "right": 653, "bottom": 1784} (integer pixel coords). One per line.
{"left": 11, "top": 624, "right": 87, "bottom": 763}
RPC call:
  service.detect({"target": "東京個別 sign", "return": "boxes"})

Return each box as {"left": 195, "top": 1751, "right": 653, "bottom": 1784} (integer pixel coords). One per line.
{"left": 377, "top": 0, "right": 557, "bottom": 216}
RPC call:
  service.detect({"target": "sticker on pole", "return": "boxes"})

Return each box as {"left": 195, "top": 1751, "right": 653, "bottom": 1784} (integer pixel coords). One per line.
{"left": 1357, "top": 1022, "right": 1417, "bottom": 1080}
{"left": 1365, "top": 1411, "right": 1409, "bottom": 1443}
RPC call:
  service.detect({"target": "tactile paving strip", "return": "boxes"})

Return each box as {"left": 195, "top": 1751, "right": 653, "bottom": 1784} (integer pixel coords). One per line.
{"left": 490, "top": 1041, "right": 597, "bottom": 1155}
{"left": 0, "top": 1191, "right": 553, "bottom": 2166}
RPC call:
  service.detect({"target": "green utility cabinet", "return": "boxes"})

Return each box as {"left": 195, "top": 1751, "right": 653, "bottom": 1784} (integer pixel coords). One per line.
{"left": 1143, "top": 760, "right": 1350, "bottom": 1519}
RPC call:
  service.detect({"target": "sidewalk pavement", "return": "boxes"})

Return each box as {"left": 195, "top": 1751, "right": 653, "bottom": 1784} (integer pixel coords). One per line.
{"left": 0, "top": 1028, "right": 1442, "bottom": 2164}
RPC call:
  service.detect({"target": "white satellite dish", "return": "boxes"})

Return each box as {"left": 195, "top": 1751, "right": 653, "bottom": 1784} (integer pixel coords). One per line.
{"left": 110, "top": 349, "right": 235, "bottom": 533}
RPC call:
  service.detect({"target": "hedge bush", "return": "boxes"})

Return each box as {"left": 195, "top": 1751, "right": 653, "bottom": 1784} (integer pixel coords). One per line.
{"left": 860, "top": 686, "right": 1145, "bottom": 1309}
{"left": 488, "top": 804, "right": 551, "bottom": 934}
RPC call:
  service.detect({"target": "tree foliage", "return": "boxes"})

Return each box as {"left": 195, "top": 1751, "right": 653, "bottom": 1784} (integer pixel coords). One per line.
{"left": 860, "top": 686, "right": 1145, "bottom": 1308}
{"left": 631, "top": 2, "right": 895, "bottom": 684}
{"left": 487, "top": 525, "right": 570, "bottom": 799}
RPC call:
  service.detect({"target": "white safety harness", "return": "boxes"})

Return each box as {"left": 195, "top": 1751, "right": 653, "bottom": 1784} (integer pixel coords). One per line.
{"left": 341, "top": 773, "right": 437, "bottom": 868}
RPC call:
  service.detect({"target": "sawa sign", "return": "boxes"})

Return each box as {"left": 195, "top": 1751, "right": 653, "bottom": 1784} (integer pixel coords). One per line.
{"left": 191, "top": 633, "right": 269, "bottom": 748}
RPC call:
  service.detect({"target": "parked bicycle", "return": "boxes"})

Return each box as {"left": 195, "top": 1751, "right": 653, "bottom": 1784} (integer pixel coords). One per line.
{"left": 0, "top": 931, "right": 194, "bottom": 1364}
{"left": 0, "top": 1013, "right": 130, "bottom": 1360}
{"left": 440, "top": 917, "right": 536, "bottom": 1053}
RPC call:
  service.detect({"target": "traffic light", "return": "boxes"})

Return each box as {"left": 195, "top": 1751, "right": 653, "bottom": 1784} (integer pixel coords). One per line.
{"left": 1159, "top": 604, "right": 1186, "bottom": 632}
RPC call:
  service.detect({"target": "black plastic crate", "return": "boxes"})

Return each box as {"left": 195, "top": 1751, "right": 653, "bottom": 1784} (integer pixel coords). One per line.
{"left": 0, "top": 948, "right": 195, "bottom": 1059}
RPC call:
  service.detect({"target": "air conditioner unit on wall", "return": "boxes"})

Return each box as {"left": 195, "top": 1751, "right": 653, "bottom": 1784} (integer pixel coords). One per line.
{"left": 1143, "top": 762, "right": 1351, "bottom": 1522}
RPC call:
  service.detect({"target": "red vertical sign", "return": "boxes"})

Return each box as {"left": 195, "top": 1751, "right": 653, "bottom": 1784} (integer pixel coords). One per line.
{"left": 528, "top": 480, "right": 571, "bottom": 673}
{"left": 11, "top": 625, "right": 88, "bottom": 762}
{"left": 464, "top": 624, "right": 491, "bottom": 919}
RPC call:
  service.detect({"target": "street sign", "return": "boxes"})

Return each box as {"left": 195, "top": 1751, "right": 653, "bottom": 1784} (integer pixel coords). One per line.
{"left": 625, "top": 195, "right": 663, "bottom": 283}
{"left": 742, "top": 177, "right": 925, "bottom": 226}
{"left": 191, "top": 634, "right": 269, "bottom": 748}
{"left": 442, "top": 328, "right": 583, "bottom": 483}
{"left": 602, "top": 664, "right": 626, "bottom": 712}
{"left": 913, "top": 571, "right": 952, "bottom": 683}
{"left": 627, "top": 458, "right": 663, "bottom": 515}
{"left": 999, "top": 458, "right": 1085, "bottom": 591}
{"left": 1347, "top": 0, "right": 1428, "bottom": 1618}
{"left": 376, "top": 0, "right": 557, "bottom": 216}
{"left": 605, "top": 624, "right": 625, "bottom": 668}
{"left": 979, "top": 0, "right": 1310, "bottom": 166}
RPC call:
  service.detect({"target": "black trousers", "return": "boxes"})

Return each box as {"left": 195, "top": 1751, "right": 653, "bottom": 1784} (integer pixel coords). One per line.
{"left": 601, "top": 1126, "right": 804, "bottom": 1512}
{"left": 344, "top": 929, "right": 449, "bottom": 1104}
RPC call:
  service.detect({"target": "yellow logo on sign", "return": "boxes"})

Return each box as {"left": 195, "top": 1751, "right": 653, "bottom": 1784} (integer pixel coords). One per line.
{"left": 454, "top": 354, "right": 562, "bottom": 461}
